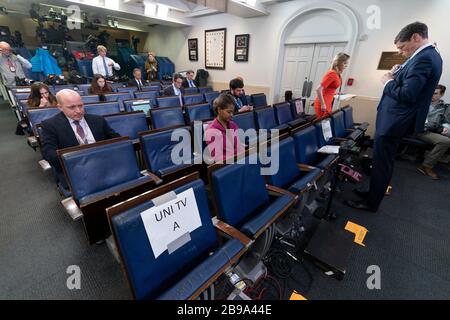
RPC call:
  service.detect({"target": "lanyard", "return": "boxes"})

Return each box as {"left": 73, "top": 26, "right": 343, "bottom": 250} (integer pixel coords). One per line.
{"left": 7, "top": 57, "right": 16, "bottom": 73}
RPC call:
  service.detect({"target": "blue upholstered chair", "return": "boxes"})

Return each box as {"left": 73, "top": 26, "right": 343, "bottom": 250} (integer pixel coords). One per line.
{"left": 84, "top": 102, "right": 121, "bottom": 116}
{"left": 254, "top": 107, "right": 289, "bottom": 132}
{"left": 293, "top": 125, "right": 338, "bottom": 170}
{"left": 210, "top": 159, "right": 296, "bottom": 239}
{"left": 203, "top": 91, "right": 220, "bottom": 106}
{"left": 58, "top": 137, "right": 159, "bottom": 244}
{"left": 198, "top": 87, "right": 213, "bottom": 94}
{"left": 232, "top": 111, "right": 258, "bottom": 147}
{"left": 156, "top": 96, "right": 182, "bottom": 108}
{"left": 273, "top": 102, "right": 307, "bottom": 128}
{"left": 104, "top": 112, "right": 149, "bottom": 141}
{"left": 81, "top": 95, "right": 101, "bottom": 104}
{"left": 264, "top": 137, "right": 322, "bottom": 196}
{"left": 185, "top": 103, "right": 213, "bottom": 123}
{"left": 140, "top": 127, "right": 194, "bottom": 179}
{"left": 250, "top": 93, "right": 267, "bottom": 108}
{"left": 183, "top": 87, "right": 199, "bottom": 95}
{"left": 26, "top": 107, "right": 60, "bottom": 137}
{"left": 106, "top": 174, "right": 247, "bottom": 300}
{"left": 150, "top": 107, "right": 186, "bottom": 129}
{"left": 183, "top": 93, "right": 204, "bottom": 106}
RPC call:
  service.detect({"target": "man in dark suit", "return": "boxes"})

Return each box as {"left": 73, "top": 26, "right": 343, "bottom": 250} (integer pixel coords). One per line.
{"left": 182, "top": 70, "right": 198, "bottom": 88}
{"left": 163, "top": 73, "right": 185, "bottom": 106}
{"left": 41, "top": 89, "right": 119, "bottom": 188}
{"left": 164, "top": 73, "right": 185, "bottom": 96}
{"left": 347, "top": 22, "right": 442, "bottom": 212}
{"left": 128, "top": 68, "right": 148, "bottom": 91}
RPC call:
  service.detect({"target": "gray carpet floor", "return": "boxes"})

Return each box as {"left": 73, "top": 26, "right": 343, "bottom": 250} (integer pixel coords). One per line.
{"left": 0, "top": 101, "right": 449, "bottom": 300}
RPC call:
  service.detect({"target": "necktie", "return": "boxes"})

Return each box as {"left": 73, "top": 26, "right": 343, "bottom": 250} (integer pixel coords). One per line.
{"left": 102, "top": 57, "right": 110, "bottom": 77}
{"left": 73, "top": 120, "right": 87, "bottom": 144}
{"left": 393, "top": 59, "right": 410, "bottom": 76}
{"left": 236, "top": 97, "right": 243, "bottom": 109}
{"left": 189, "top": 80, "right": 194, "bottom": 88}
{"left": 137, "top": 79, "right": 141, "bottom": 90}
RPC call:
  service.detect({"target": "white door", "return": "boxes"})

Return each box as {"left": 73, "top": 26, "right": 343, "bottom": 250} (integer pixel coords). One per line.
{"left": 309, "top": 42, "right": 347, "bottom": 102}
{"left": 279, "top": 44, "right": 315, "bottom": 100}
{"left": 279, "top": 42, "right": 347, "bottom": 113}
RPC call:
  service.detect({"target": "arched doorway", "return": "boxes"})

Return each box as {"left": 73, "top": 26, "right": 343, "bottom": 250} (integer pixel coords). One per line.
{"left": 272, "top": 1, "right": 359, "bottom": 107}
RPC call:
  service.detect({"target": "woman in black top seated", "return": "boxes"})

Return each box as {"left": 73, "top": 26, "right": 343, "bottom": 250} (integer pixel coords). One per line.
{"left": 88, "top": 74, "right": 113, "bottom": 101}
{"left": 27, "top": 82, "right": 58, "bottom": 108}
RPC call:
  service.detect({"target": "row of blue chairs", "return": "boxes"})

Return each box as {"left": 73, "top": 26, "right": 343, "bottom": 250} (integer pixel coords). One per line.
{"left": 57, "top": 134, "right": 302, "bottom": 298}
{"left": 10, "top": 84, "right": 214, "bottom": 105}
{"left": 47, "top": 104, "right": 369, "bottom": 299}
{"left": 25, "top": 101, "right": 215, "bottom": 143}
{"left": 17, "top": 90, "right": 219, "bottom": 116}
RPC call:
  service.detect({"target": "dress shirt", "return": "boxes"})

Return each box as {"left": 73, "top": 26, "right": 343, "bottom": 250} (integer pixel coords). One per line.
{"left": 92, "top": 55, "right": 121, "bottom": 77}
{"left": 66, "top": 116, "right": 96, "bottom": 145}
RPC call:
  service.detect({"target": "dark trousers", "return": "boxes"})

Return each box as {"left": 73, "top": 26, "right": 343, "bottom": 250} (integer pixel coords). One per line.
{"left": 367, "top": 135, "right": 401, "bottom": 209}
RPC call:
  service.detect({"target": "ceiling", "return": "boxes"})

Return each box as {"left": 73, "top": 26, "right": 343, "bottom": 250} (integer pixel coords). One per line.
{"left": 0, "top": 0, "right": 295, "bottom": 31}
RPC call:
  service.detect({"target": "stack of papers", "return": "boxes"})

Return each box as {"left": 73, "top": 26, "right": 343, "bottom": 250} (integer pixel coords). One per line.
{"left": 318, "top": 145, "right": 340, "bottom": 154}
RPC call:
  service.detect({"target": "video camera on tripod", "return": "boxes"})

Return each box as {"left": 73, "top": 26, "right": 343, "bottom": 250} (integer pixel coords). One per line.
{"left": 44, "top": 74, "right": 66, "bottom": 86}
{"left": 14, "top": 77, "right": 34, "bottom": 86}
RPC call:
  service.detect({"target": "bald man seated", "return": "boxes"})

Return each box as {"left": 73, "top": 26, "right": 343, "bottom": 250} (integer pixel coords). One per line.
{"left": 41, "top": 89, "right": 119, "bottom": 187}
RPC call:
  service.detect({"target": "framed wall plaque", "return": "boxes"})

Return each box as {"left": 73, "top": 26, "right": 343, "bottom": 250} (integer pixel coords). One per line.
{"left": 235, "top": 34, "right": 249, "bottom": 62}
{"left": 205, "top": 28, "right": 226, "bottom": 69}
{"left": 188, "top": 38, "right": 198, "bottom": 61}
{"left": 377, "top": 51, "right": 407, "bottom": 70}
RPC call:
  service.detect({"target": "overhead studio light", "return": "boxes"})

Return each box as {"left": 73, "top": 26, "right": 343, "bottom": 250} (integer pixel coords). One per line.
{"left": 144, "top": 1, "right": 157, "bottom": 17}
{"left": 156, "top": 4, "right": 169, "bottom": 18}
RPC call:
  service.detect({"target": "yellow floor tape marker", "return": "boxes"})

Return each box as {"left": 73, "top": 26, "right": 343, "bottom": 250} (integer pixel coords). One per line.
{"left": 345, "top": 221, "right": 368, "bottom": 247}
{"left": 290, "top": 291, "right": 307, "bottom": 300}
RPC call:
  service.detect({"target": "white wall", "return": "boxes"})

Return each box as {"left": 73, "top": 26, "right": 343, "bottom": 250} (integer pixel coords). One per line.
{"left": 144, "top": 0, "right": 449, "bottom": 102}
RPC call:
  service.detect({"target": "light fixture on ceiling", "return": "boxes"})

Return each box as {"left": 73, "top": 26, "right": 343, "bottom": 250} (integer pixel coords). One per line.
{"left": 156, "top": 4, "right": 169, "bottom": 18}
{"left": 110, "top": 0, "right": 120, "bottom": 10}
{"left": 144, "top": 0, "right": 157, "bottom": 16}
{"left": 241, "top": 0, "right": 257, "bottom": 6}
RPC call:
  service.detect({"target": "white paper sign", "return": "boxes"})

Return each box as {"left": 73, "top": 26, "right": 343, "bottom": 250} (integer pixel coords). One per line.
{"left": 133, "top": 99, "right": 149, "bottom": 105}
{"left": 16, "top": 88, "right": 31, "bottom": 93}
{"left": 318, "top": 145, "right": 340, "bottom": 154}
{"left": 295, "top": 100, "right": 303, "bottom": 114}
{"left": 140, "top": 188, "right": 202, "bottom": 258}
{"left": 321, "top": 119, "right": 333, "bottom": 142}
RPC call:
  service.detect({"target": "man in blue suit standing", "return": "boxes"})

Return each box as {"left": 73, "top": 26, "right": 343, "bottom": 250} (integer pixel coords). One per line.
{"left": 347, "top": 22, "right": 442, "bottom": 212}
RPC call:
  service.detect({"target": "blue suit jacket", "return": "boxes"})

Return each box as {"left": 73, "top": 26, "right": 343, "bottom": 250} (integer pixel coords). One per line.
{"left": 376, "top": 45, "right": 442, "bottom": 137}
{"left": 41, "top": 112, "right": 119, "bottom": 172}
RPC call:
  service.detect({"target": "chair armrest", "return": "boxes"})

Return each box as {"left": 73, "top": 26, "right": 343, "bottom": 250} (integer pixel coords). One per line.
{"left": 27, "top": 136, "right": 38, "bottom": 149}
{"left": 297, "top": 163, "right": 317, "bottom": 172}
{"left": 345, "top": 128, "right": 356, "bottom": 132}
{"left": 38, "top": 159, "right": 51, "bottom": 172}
{"left": 141, "top": 170, "right": 163, "bottom": 185}
{"left": 61, "top": 197, "right": 83, "bottom": 221}
{"left": 212, "top": 217, "right": 252, "bottom": 247}
{"left": 266, "top": 184, "right": 298, "bottom": 200}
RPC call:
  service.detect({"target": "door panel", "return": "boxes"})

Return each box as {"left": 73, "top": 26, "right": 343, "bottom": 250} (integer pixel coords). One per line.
{"left": 280, "top": 44, "right": 314, "bottom": 100}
